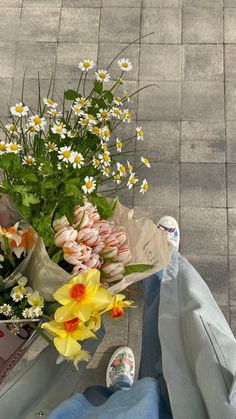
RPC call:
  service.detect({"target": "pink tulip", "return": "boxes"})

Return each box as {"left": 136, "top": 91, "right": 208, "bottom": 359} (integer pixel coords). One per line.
{"left": 112, "top": 229, "right": 127, "bottom": 248}
{"left": 91, "top": 240, "right": 105, "bottom": 255}
{"left": 102, "top": 262, "right": 125, "bottom": 281}
{"left": 72, "top": 261, "right": 89, "bottom": 275}
{"left": 104, "top": 234, "right": 119, "bottom": 248}
{"left": 93, "top": 220, "right": 115, "bottom": 240}
{"left": 84, "top": 253, "right": 101, "bottom": 269}
{"left": 101, "top": 246, "right": 118, "bottom": 259}
{"left": 53, "top": 216, "right": 69, "bottom": 232}
{"left": 74, "top": 201, "right": 100, "bottom": 229}
{"left": 77, "top": 227, "right": 100, "bottom": 247}
{"left": 114, "top": 245, "right": 132, "bottom": 265}
{"left": 54, "top": 226, "right": 77, "bottom": 248}
{"left": 63, "top": 241, "right": 92, "bottom": 265}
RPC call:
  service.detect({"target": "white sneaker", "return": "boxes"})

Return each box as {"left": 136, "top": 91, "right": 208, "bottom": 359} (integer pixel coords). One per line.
{"left": 106, "top": 346, "right": 135, "bottom": 387}
{"left": 157, "top": 215, "right": 180, "bottom": 252}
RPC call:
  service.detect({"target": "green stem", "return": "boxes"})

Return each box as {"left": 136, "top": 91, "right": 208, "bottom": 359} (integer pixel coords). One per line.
{"left": 3, "top": 236, "right": 15, "bottom": 268}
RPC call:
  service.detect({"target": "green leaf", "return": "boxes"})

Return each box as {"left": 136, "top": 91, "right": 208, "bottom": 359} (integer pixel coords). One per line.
{"left": 44, "top": 302, "right": 60, "bottom": 315}
{"left": 90, "top": 196, "right": 113, "bottom": 219}
{"left": 64, "top": 89, "right": 78, "bottom": 100}
{"left": 41, "top": 177, "right": 57, "bottom": 190}
{"left": 103, "top": 90, "right": 113, "bottom": 102}
{"left": 22, "top": 193, "right": 40, "bottom": 207}
{"left": 0, "top": 156, "right": 12, "bottom": 170}
{"left": 14, "top": 185, "right": 31, "bottom": 194}
{"left": 51, "top": 249, "right": 63, "bottom": 264}
{"left": 124, "top": 264, "right": 154, "bottom": 276}
{"left": 93, "top": 81, "right": 103, "bottom": 94}
{"left": 21, "top": 172, "right": 38, "bottom": 183}
{"left": 65, "top": 183, "right": 81, "bottom": 198}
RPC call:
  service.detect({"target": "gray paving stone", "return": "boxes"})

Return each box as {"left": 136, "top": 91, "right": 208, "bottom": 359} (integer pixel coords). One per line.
{"left": 140, "top": 45, "right": 181, "bottom": 81}
{"left": 59, "top": 7, "right": 100, "bottom": 43}
{"left": 20, "top": 7, "right": 60, "bottom": 42}
{"left": 143, "top": 0, "right": 182, "bottom": 5}
{"left": 23, "top": 0, "right": 61, "bottom": 5}
{"left": 183, "top": 0, "right": 223, "bottom": 5}
{"left": 62, "top": 0, "right": 101, "bottom": 6}
{"left": 10, "top": 78, "right": 53, "bottom": 112}
{"left": 135, "top": 121, "right": 180, "bottom": 162}
{"left": 98, "top": 43, "right": 139, "bottom": 81}
{"left": 225, "top": 46, "right": 236, "bottom": 81}
{"left": 186, "top": 255, "right": 228, "bottom": 306}
{"left": 229, "top": 256, "right": 236, "bottom": 305}
{"left": 182, "top": 82, "right": 224, "bottom": 121}
{"left": 133, "top": 205, "right": 180, "bottom": 224}
{"left": 226, "top": 82, "right": 236, "bottom": 121}
{"left": 76, "top": 352, "right": 111, "bottom": 392}
{"left": 182, "top": 7, "right": 223, "bottom": 43}
{"left": 226, "top": 120, "right": 236, "bottom": 162}
{"left": 133, "top": 163, "right": 179, "bottom": 207}
{"left": 0, "top": 8, "right": 21, "bottom": 42}
{"left": 225, "top": 0, "right": 236, "bottom": 6}
{"left": 182, "top": 120, "right": 225, "bottom": 140}
{"left": 227, "top": 164, "right": 236, "bottom": 207}
{"left": 0, "top": 79, "right": 13, "bottom": 117}
{"left": 56, "top": 43, "right": 98, "bottom": 79}
{"left": 100, "top": 8, "right": 140, "bottom": 44}
{"left": 181, "top": 139, "right": 225, "bottom": 163}
{"left": 224, "top": 8, "right": 236, "bottom": 43}
{"left": 180, "top": 163, "right": 226, "bottom": 207}
{"left": 180, "top": 207, "right": 227, "bottom": 256}
{"left": 228, "top": 209, "right": 236, "bottom": 255}
{"left": 103, "top": 0, "right": 141, "bottom": 6}
{"left": 183, "top": 45, "right": 223, "bottom": 81}
{"left": 14, "top": 42, "right": 57, "bottom": 79}
{"left": 138, "top": 81, "right": 181, "bottom": 121}
{"left": 221, "top": 305, "right": 230, "bottom": 323}
{"left": 230, "top": 307, "right": 236, "bottom": 335}
{"left": 0, "top": 0, "right": 22, "bottom": 5}
{"left": 141, "top": 8, "right": 181, "bottom": 44}
{"left": 0, "top": 43, "right": 17, "bottom": 78}
{"left": 97, "top": 312, "right": 129, "bottom": 352}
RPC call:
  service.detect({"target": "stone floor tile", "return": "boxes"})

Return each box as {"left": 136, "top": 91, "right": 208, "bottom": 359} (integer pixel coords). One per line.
{"left": 56, "top": 43, "right": 98, "bottom": 79}
{"left": 98, "top": 43, "right": 139, "bottom": 81}
{"left": 112, "top": 80, "right": 138, "bottom": 116}
{"left": 0, "top": 8, "right": 21, "bottom": 42}
{"left": 183, "top": 0, "right": 223, "bottom": 5}
{"left": 224, "top": 8, "right": 236, "bottom": 43}
{"left": 183, "top": 7, "right": 223, "bottom": 43}
{"left": 134, "top": 205, "right": 180, "bottom": 224}
{"left": 133, "top": 163, "right": 179, "bottom": 207}
{"left": 182, "top": 120, "right": 225, "bottom": 141}
{"left": 14, "top": 42, "right": 57, "bottom": 79}
{"left": 138, "top": 81, "right": 181, "bottom": 121}
{"left": 225, "top": 0, "right": 236, "bottom": 6}
{"left": 100, "top": 8, "right": 140, "bottom": 43}
{"left": 225, "top": 46, "right": 236, "bottom": 81}
{"left": 183, "top": 45, "right": 223, "bottom": 81}
{"left": 103, "top": 0, "right": 141, "bottom": 6}
{"left": 220, "top": 305, "right": 230, "bottom": 323}
{"left": 141, "top": 8, "right": 181, "bottom": 44}
{"left": 20, "top": 7, "right": 60, "bottom": 43}
{"left": 227, "top": 164, "right": 236, "bottom": 207}
{"left": 229, "top": 256, "right": 236, "bottom": 305}
{"left": 135, "top": 121, "right": 180, "bottom": 162}
{"left": 0, "top": 79, "right": 12, "bottom": 117}
{"left": 181, "top": 139, "right": 225, "bottom": 163}
{"left": 10, "top": 78, "right": 53, "bottom": 111}
{"left": 59, "top": 7, "right": 100, "bottom": 43}
{"left": 229, "top": 209, "right": 236, "bottom": 255}
{"left": 140, "top": 45, "right": 181, "bottom": 81}
{"left": 97, "top": 312, "right": 129, "bottom": 352}
{"left": 180, "top": 207, "right": 227, "bottom": 255}
{"left": 230, "top": 307, "right": 236, "bottom": 335}
{"left": 182, "top": 82, "right": 224, "bottom": 121}
{"left": 143, "top": 0, "right": 181, "bottom": 5}
{"left": 0, "top": 43, "right": 17, "bottom": 78}
{"left": 225, "top": 81, "right": 236, "bottom": 121}
{"left": 0, "top": 0, "right": 22, "bottom": 5}
{"left": 24, "top": 0, "right": 61, "bottom": 5}
{"left": 180, "top": 163, "right": 226, "bottom": 207}
{"left": 226, "top": 120, "right": 236, "bottom": 162}
{"left": 186, "top": 255, "right": 228, "bottom": 306}
{"left": 62, "top": 0, "right": 101, "bottom": 6}
{"left": 76, "top": 352, "right": 111, "bottom": 392}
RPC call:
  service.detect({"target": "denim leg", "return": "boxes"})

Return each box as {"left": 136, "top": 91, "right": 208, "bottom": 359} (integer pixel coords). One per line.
{"left": 83, "top": 375, "right": 132, "bottom": 406}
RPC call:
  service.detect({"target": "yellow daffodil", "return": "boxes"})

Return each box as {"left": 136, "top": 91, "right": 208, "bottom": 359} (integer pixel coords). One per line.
{"left": 53, "top": 269, "right": 112, "bottom": 322}
{"left": 101, "top": 294, "right": 133, "bottom": 318}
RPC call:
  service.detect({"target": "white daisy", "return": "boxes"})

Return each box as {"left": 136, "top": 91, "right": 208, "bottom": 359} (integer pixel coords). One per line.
{"left": 100, "top": 126, "right": 111, "bottom": 142}
{"left": 38, "top": 163, "right": 50, "bottom": 177}
{"left": 51, "top": 122, "right": 67, "bottom": 139}
{"left": 75, "top": 97, "right": 91, "bottom": 108}
{"left": 79, "top": 113, "right": 97, "bottom": 127}
{"left": 141, "top": 156, "right": 151, "bottom": 168}
{"left": 11, "top": 290, "right": 24, "bottom": 302}
{"left": 89, "top": 125, "right": 101, "bottom": 137}
{"left": 82, "top": 176, "right": 96, "bottom": 194}
{"left": 92, "top": 156, "right": 101, "bottom": 168}
{"left": 127, "top": 160, "right": 133, "bottom": 173}
{"left": 122, "top": 109, "right": 132, "bottom": 123}
{"left": 47, "top": 108, "right": 62, "bottom": 118}
{"left": 22, "top": 307, "right": 34, "bottom": 319}
{"left": 43, "top": 98, "right": 58, "bottom": 108}
{"left": 98, "top": 150, "right": 111, "bottom": 166}
{"left": 118, "top": 58, "right": 133, "bottom": 72}
{"left": 33, "top": 307, "right": 43, "bottom": 317}
{"left": 97, "top": 108, "right": 110, "bottom": 122}
{"left": 140, "top": 179, "right": 149, "bottom": 195}
{"left": 117, "top": 162, "right": 127, "bottom": 177}
{"left": 71, "top": 104, "right": 84, "bottom": 117}
{"left": 58, "top": 146, "right": 73, "bottom": 163}
{"left": 6, "top": 142, "right": 22, "bottom": 154}
{"left": 71, "top": 151, "right": 85, "bottom": 169}
{"left": 45, "top": 141, "right": 58, "bottom": 152}
{"left": 113, "top": 96, "right": 123, "bottom": 106}
{"left": 67, "top": 130, "right": 78, "bottom": 138}
{"left": 102, "top": 166, "right": 110, "bottom": 177}
{"left": 136, "top": 126, "right": 144, "bottom": 141}
{"left": 10, "top": 102, "right": 29, "bottom": 117}
{"left": 78, "top": 59, "right": 95, "bottom": 72}
{"left": 100, "top": 141, "right": 108, "bottom": 151}
{"left": 22, "top": 155, "right": 36, "bottom": 166}
{"left": 0, "top": 141, "right": 7, "bottom": 155}
{"left": 116, "top": 138, "right": 123, "bottom": 152}
{"left": 110, "top": 107, "right": 122, "bottom": 119}
{"left": 28, "top": 114, "right": 46, "bottom": 131}
{"left": 127, "top": 172, "right": 138, "bottom": 189}
{"left": 0, "top": 304, "right": 12, "bottom": 316}
{"left": 112, "top": 171, "right": 121, "bottom": 184}
{"left": 5, "top": 123, "right": 20, "bottom": 136}
{"left": 95, "top": 69, "right": 111, "bottom": 83}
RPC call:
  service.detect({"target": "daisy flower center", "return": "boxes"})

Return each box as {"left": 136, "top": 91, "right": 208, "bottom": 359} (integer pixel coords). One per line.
{"left": 120, "top": 166, "right": 126, "bottom": 174}
{"left": 130, "top": 176, "right": 136, "bottom": 184}
{"left": 33, "top": 116, "right": 41, "bottom": 124}
{"left": 47, "top": 99, "right": 54, "bottom": 105}
{"left": 11, "top": 144, "right": 19, "bottom": 151}
{"left": 101, "top": 111, "right": 107, "bottom": 118}
{"left": 15, "top": 106, "right": 23, "bottom": 113}
{"left": 26, "top": 157, "right": 33, "bottom": 164}
{"left": 75, "top": 155, "right": 81, "bottom": 163}
{"left": 99, "top": 72, "right": 106, "bottom": 79}
{"left": 95, "top": 159, "right": 100, "bottom": 166}
{"left": 103, "top": 154, "right": 110, "bottom": 162}
{"left": 86, "top": 180, "right": 93, "bottom": 189}
{"left": 138, "top": 129, "right": 144, "bottom": 136}
{"left": 56, "top": 127, "right": 63, "bottom": 133}
{"left": 69, "top": 283, "right": 86, "bottom": 301}
{"left": 105, "top": 167, "right": 110, "bottom": 174}
{"left": 122, "top": 63, "right": 129, "bottom": 68}
{"left": 64, "top": 317, "right": 79, "bottom": 332}
{"left": 11, "top": 124, "right": 17, "bottom": 131}
{"left": 83, "top": 62, "right": 90, "bottom": 69}
{"left": 49, "top": 143, "right": 56, "bottom": 150}
{"left": 0, "top": 144, "right": 6, "bottom": 151}
{"left": 92, "top": 127, "right": 100, "bottom": 134}
{"left": 63, "top": 150, "right": 71, "bottom": 158}
{"left": 115, "top": 173, "right": 120, "bottom": 180}
{"left": 143, "top": 183, "right": 149, "bottom": 190}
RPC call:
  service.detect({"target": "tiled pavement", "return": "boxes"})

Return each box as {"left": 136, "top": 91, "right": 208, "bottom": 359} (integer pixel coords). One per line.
{"left": 1, "top": 0, "right": 236, "bottom": 386}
